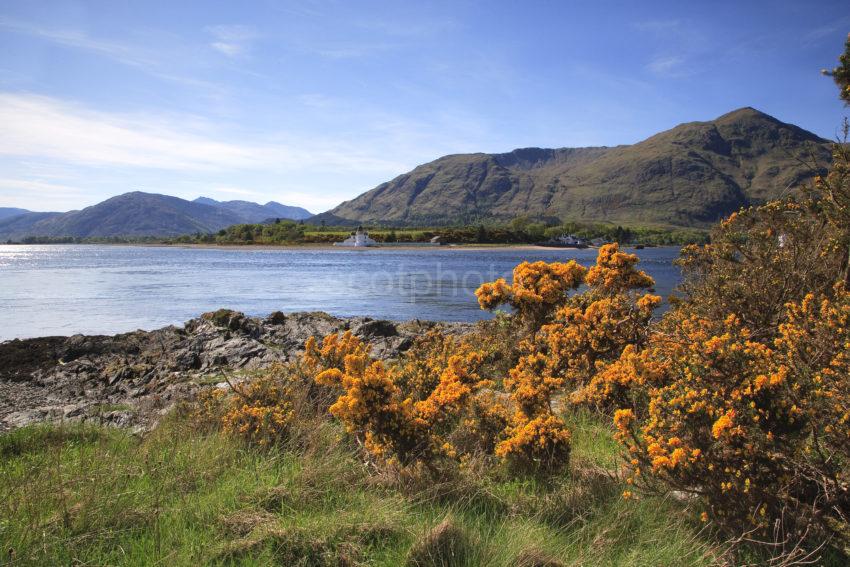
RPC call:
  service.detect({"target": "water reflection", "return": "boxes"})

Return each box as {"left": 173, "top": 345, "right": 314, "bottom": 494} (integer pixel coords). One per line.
{"left": 0, "top": 245, "right": 682, "bottom": 340}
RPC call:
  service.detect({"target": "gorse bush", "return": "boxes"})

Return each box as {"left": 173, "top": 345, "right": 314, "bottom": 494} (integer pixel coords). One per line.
{"left": 475, "top": 260, "right": 586, "bottom": 332}
{"left": 220, "top": 376, "right": 294, "bottom": 447}
{"left": 674, "top": 199, "right": 844, "bottom": 332}
{"left": 601, "top": 107, "right": 850, "bottom": 555}
{"left": 472, "top": 244, "right": 660, "bottom": 473}
{"left": 315, "top": 331, "right": 493, "bottom": 469}
{"left": 611, "top": 275, "right": 850, "bottom": 551}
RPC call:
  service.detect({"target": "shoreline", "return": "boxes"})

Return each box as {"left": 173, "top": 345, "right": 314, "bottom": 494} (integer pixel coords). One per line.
{"left": 1, "top": 242, "right": 670, "bottom": 252}
{"left": 165, "top": 243, "right": 599, "bottom": 252}
{"left": 0, "top": 310, "right": 470, "bottom": 432}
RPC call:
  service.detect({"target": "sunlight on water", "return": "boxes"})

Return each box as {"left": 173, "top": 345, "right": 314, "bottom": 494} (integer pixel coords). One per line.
{"left": 0, "top": 245, "right": 682, "bottom": 340}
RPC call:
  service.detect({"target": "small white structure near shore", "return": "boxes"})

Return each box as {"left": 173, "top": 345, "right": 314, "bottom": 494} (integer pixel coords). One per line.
{"left": 334, "top": 226, "right": 378, "bottom": 247}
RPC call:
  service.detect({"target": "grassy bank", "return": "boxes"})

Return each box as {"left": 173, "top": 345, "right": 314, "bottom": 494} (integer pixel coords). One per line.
{"left": 1, "top": 410, "right": 721, "bottom": 566}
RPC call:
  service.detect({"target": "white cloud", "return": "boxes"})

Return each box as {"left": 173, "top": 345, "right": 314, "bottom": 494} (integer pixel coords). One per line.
{"left": 0, "top": 17, "right": 228, "bottom": 97}
{"left": 0, "top": 93, "right": 257, "bottom": 170}
{"left": 0, "top": 92, "right": 408, "bottom": 174}
{"left": 0, "top": 17, "right": 156, "bottom": 67}
{"left": 207, "top": 25, "right": 259, "bottom": 58}
{"left": 0, "top": 178, "right": 88, "bottom": 210}
{"left": 646, "top": 55, "right": 687, "bottom": 77}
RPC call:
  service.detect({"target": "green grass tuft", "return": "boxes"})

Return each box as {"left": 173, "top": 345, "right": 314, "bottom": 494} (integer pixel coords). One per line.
{"left": 0, "top": 411, "right": 724, "bottom": 566}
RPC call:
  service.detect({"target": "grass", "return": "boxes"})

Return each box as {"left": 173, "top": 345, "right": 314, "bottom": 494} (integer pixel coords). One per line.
{"left": 0, "top": 408, "right": 727, "bottom": 567}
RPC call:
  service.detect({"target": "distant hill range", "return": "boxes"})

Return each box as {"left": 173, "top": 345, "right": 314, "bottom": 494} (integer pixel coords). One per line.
{"left": 0, "top": 207, "right": 31, "bottom": 221}
{"left": 317, "top": 107, "right": 832, "bottom": 228}
{"left": 0, "top": 193, "right": 312, "bottom": 241}
{"left": 192, "top": 197, "right": 312, "bottom": 222}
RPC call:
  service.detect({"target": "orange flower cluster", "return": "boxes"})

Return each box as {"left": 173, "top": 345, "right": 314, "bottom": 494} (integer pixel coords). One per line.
{"left": 395, "top": 329, "right": 488, "bottom": 399}
{"left": 219, "top": 376, "right": 295, "bottom": 447}
{"left": 476, "top": 244, "right": 657, "bottom": 472}
{"left": 551, "top": 292, "right": 660, "bottom": 409}
{"left": 302, "top": 330, "right": 367, "bottom": 374}
{"left": 475, "top": 260, "right": 587, "bottom": 329}
{"left": 496, "top": 346, "right": 572, "bottom": 473}
{"left": 313, "top": 331, "right": 490, "bottom": 467}
{"left": 611, "top": 294, "right": 850, "bottom": 540}
{"left": 585, "top": 243, "right": 655, "bottom": 294}
{"left": 495, "top": 413, "right": 572, "bottom": 472}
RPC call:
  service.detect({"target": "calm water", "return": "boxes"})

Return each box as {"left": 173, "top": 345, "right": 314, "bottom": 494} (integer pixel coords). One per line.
{"left": 0, "top": 245, "right": 682, "bottom": 341}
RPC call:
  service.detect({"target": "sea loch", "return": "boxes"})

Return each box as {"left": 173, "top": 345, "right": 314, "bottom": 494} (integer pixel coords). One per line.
{"left": 0, "top": 245, "right": 681, "bottom": 341}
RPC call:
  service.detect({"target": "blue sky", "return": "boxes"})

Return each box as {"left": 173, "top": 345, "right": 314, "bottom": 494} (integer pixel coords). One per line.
{"left": 0, "top": 0, "right": 848, "bottom": 213}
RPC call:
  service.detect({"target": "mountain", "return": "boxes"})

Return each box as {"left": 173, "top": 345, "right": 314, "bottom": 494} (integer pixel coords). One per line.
{"left": 0, "top": 192, "right": 246, "bottom": 240}
{"left": 261, "top": 201, "right": 313, "bottom": 221}
{"left": 193, "top": 197, "right": 312, "bottom": 222}
{"left": 0, "top": 207, "right": 30, "bottom": 221}
{"left": 0, "top": 193, "right": 315, "bottom": 241}
{"left": 322, "top": 108, "right": 832, "bottom": 228}
{"left": 0, "top": 212, "right": 64, "bottom": 240}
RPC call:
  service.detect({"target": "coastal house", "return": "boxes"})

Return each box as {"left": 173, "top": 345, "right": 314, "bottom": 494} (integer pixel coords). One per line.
{"left": 540, "top": 234, "right": 589, "bottom": 248}
{"left": 334, "top": 226, "right": 378, "bottom": 247}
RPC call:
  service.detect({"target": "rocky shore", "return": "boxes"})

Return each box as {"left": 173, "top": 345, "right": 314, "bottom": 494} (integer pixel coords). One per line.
{"left": 0, "top": 309, "right": 471, "bottom": 432}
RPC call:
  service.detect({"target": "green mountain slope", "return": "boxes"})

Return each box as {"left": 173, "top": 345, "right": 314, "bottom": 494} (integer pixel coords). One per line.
{"left": 323, "top": 108, "right": 831, "bottom": 227}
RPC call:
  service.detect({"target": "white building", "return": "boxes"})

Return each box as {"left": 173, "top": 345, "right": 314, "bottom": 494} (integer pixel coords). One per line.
{"left": 334, "top": 226, "right": 378, "bottom": 247}
{"left": 549, "top": 234, "right": 588, "bottom": 248}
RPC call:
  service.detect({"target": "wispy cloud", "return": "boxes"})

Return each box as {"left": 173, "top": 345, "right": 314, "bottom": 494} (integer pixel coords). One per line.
{"left": 634, "top": 19, "right": 703, "bottom": 78}
{"left": 0, "top": 16, "right": 157, "bottom": 68}
{"left": 801, "top": 16, "right": 850, "bottom": 47}
{"left": 0, "top": 92, "right": 410, "bottom": 173}
{"left": 207, "top": 25, "right": 259, "bottom": 58}
{"left": 0, "top": 178, "right": 88, "bottom": 210}
{"left": 0, "top": 17, "right": 225, "bottom": 96}
{"left": 646, "top": 55, "right": 688, "bottom": 77}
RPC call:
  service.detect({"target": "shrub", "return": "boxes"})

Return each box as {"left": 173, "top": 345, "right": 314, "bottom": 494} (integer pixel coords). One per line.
{"left": 219, "top": 376, "right": 295, "bottom": 447}
{"left": 475, "top": 260, "right": 587, "bottom": 331}
{"left": 675, "top": 199, "right": 844, "bottom": 331}
{"left": 495, "top": 413, "right": 572, "bottom": 474}
{"left": 313, "top": 331, "right": 490, "bottom": 468}
{"left": 451, "top": 390, "right": 512, "bottom": 457}
{"left": 612, "top": 293, "right": 850, "bottom": 548}
{"left": 475, "top": 244, "right": 659, "bottom": 473}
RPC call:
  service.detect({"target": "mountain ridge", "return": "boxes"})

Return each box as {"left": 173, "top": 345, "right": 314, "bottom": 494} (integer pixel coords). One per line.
{"left": 192, "top": 197, "right": 312, "bottom": 222}
{"left": 0, "top": 207, "right": 31, "bottom": 221}
{"left": 320, "top": 107, "right": 831, "bottom": 228}
{"left": 0, "top": 192, "right": 311, "bottom": 241}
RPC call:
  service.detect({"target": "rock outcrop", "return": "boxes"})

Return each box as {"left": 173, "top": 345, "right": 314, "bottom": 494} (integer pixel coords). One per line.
{"left": 0, "top": 310, "right": 471, "bottom": 432}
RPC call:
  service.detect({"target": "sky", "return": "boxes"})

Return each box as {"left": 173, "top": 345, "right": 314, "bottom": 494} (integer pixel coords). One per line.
{"left": 0, "top": 0, "right": 848, "bottom": 214}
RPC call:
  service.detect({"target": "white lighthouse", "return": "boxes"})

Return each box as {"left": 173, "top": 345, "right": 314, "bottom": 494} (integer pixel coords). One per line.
{"left": 334, "top": 226, "right": 378, "bottom": 247}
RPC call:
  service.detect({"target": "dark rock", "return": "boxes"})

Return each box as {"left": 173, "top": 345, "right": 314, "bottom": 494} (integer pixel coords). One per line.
{"left": 0, "top": 310, "right": 474, "bottom": 432}
{"left": 355, "top": 319, "right": 398, "bottom": 338}
{"left": 265, "top": 311, "right": 287, "bottom": 325}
